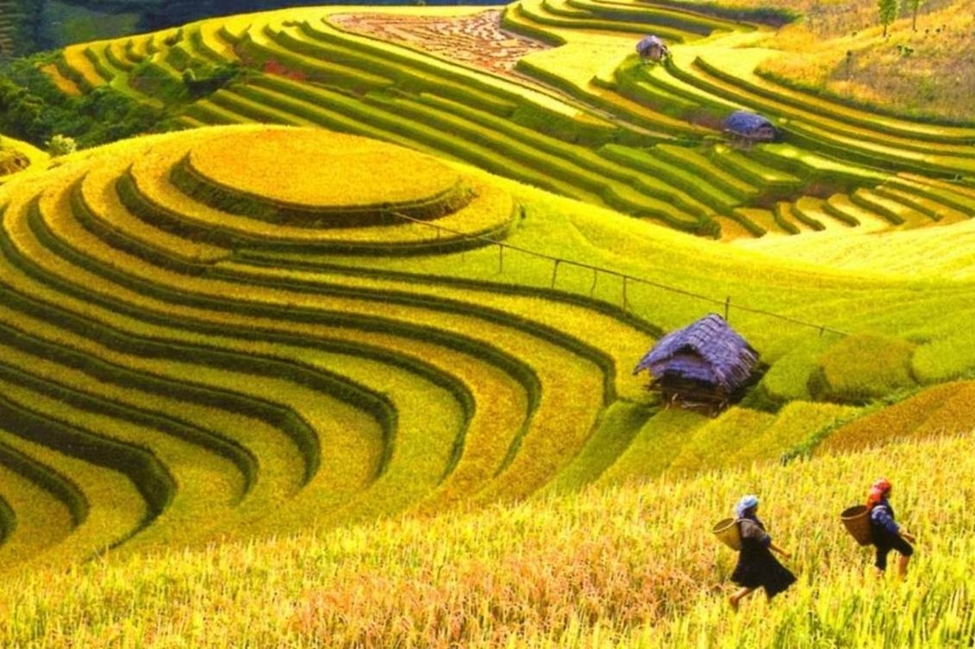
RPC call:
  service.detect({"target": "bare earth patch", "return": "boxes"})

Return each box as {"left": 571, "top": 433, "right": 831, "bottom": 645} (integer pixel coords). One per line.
{"left": 330, "top": 10, "right": 549, "bottom": 78}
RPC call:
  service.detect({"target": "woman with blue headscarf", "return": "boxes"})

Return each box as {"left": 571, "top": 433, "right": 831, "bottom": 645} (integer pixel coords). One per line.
{"left": 728, "top": 494, "right": 796, "bottom": 610}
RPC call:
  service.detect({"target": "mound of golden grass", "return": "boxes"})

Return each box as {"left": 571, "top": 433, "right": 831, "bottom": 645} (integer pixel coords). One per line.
{"left": 186, "top": 127, "right": 463, "bottom": 210}
{"left": 817, "top": 380, "right": 975, "bottom": 454}
{"left": 0, "top": 136, "right": 49, "bottom": 183}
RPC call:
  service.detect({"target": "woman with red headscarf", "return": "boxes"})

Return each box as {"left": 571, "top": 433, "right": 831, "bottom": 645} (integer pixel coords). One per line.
{"left": 867, "top": 478, "right": 916, "bottom": 579}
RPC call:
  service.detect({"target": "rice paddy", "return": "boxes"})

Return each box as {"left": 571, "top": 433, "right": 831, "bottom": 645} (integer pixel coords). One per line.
{"left": 0, "top": 0, "right": 970, "bottom": 644}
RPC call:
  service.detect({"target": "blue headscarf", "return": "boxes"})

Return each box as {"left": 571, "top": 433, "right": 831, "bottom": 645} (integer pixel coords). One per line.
{"left": 735, "top": 494, "right": 759, "bottom": 518}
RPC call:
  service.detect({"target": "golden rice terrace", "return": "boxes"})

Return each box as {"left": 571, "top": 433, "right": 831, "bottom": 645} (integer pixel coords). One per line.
{"left": 0, "top": 124, "right": 663, "bottom": 568}
{"left": 0, "top": 0, "right": 973, "bottom": 573}
{"left": 50, "top": 3, "right": 975, "bottom": 248}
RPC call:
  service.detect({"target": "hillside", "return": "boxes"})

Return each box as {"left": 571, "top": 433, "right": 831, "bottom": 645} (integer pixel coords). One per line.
{"left": 32, "top": 2, "right": 973, "bottom": 249}
{"left": 0, "top": 0, "right": 973, "bottom": 645}
{"left": 0, "top": 120, "right": 972, "bottom": 570}
{"left": 1, "top": 431, "right": 972, "bottom": 646}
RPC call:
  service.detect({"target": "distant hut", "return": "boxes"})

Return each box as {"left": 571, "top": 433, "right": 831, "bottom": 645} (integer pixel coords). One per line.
{"left": 723, "top": 110, "right": 777, "bottom": 146}
{"left": 633, "top": 313, "right": 759, "bottom": 415}
{"left": 636, "top": 35, "right": 670, "bottom": 62}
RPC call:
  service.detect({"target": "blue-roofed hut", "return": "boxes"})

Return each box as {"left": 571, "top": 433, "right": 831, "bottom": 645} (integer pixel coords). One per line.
{"left": 723, "top": 110, "right": 777, "bottom": 145}
{"left": 636, "top": 35, "right": 670, "bottom": 62}
{"left": 633, "top": 314, "right": 759, "bottom": 415}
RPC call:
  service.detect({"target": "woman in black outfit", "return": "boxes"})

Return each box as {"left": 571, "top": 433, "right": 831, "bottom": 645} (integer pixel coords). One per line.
{"left": 729, "top": 494, "right": 796, "bottom": 610}
{"left": 867, "top": 478, "right": 916, "bottom": 579}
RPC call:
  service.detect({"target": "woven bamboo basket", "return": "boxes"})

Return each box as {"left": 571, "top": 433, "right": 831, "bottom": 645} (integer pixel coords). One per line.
{"left": 712, "top": 517, "right": 742, "bottom": 551}
{"left": 841, "top": 505, "right": 873, "bottom": 546}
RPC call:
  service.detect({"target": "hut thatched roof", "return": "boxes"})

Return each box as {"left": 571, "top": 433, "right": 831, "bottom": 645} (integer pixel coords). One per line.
{"left": 633, "top": 313, "right": 759, "bottom": 392}
{"left": 636, "top": 35, "right": 667, "bottom": 55}
{"left": 723, "top": 110, "right": 773, "bottom": 135}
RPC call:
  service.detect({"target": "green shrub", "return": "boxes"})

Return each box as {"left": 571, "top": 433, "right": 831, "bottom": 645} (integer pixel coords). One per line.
{"left": 182, "top": 62, "right": 244, "bottom": 98}
{"left": 45, "top": 133, "right": 76, "bottom": 156}
{"left": 810, "top": 333, "right": 917, "bottom": 404}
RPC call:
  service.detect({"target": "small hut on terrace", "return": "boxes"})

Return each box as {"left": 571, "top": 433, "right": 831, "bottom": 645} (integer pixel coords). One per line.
{"left": 723, "top": 110, "right": 777, "bottom": 146}
{"left": 633, "top": 313, "right": 759, "bottom": 415}
{"left": 636, "top": 35, "right": 670, "bottom": 62}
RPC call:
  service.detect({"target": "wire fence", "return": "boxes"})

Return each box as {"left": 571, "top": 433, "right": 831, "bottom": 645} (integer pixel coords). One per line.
{"left": 391, "top": 209, "right": 849, "bottom": 337}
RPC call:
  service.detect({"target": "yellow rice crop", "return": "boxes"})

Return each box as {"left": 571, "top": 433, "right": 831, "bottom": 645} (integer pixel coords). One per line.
{"left": 597, "top": 407, "right": 708, "bottom": 486}
{"left": 0, "top": 456, "right": 75, "bottom": 566}
{"left": 759, "top": 1, "right": 975, "bottom": 124}
{"left": 729, "top": 400, "right": 859, "bottom": 464}
{"left": 78, "top": 151, "right": 231, "bottom": 264}
{"left": 0, "top": 430, "right": 971, "bottom": 647}
{"left": 667, "top": 406, "right": 776, "bottom": 474}
{"left": 818, "top": 380, "right": 975, "bottom": 455}
{"left": 225, "top": 262, "right": 655, "bottom": 401}
{"left": 193, "top": 21, "right": 240, "bottom": 61}
{"left": 1, "top": 150, "right": 611, "bottom": 536}
{"left": 0, "top": 429, "right": 146, "bottom": 572}
{"left": 125, "top": 125, "right": 514, "bottom": 246}
{"left": 818, "top": 333, "right": 917, "bottom": 401}
{"left": 185, "top": 127, "right": 463, "bottom": 209}
{"left": 61, "top": 43, "right": 108, "bottom": 88}
{"left": 38, "top": 64, "right": 82, "bottom": 97}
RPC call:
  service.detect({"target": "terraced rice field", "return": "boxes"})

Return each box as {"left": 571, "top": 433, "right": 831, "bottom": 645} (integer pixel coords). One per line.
{"left": 47, "top": 2, "right": 975, "bottom": 269}
{"left": 0, "top": 115, "right": 972, "bottom": 573}
{"left": 0, "top": 124, "right": 669, "bottom": 566}
{"left": 0, "top": 2, "right": 971, "bottom": 644}
{"left": 0, "top": 0, "right": 967, "bottom": 582}
{"left": 0, "top": 0, "right": 20, "bottom": 58}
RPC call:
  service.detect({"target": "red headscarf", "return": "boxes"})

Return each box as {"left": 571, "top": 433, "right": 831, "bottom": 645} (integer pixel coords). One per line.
{"left": 866, "top": 478, "right": 891, "bottom": 509}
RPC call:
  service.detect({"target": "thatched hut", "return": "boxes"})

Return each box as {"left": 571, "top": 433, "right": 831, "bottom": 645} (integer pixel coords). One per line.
{"left": 723, "top": 110, "right": 777, "bottom": 145}
{"left": 636, "top": 35, "right": 670, "bottom": 62}
{"left": 633, "top": 313, "right": 759, "bottom": 415}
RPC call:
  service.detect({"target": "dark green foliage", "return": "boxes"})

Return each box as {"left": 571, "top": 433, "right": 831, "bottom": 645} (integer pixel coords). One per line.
{"left": 72, "top": 85, "right": 165, "bottom": 146}
{"left": 877, "top": 0, "right": 899, "bottom": 36}
{"left": 693, "top": 218, "right": 721, "bottom": 238}
{"left": 0, "top": 76, "right": 49, "bottom": 142}
{"left": 128, "top": 60, "right": 187, "bottom": 102}
{"left": 2, "top": 0, "right": 45, "bottom": 56}
{"left": 182, "top": 61, "right": 244, "bottom": 98}
{"left": 0, "top": 53, "right": 166, "bottom": 148}
{"left": 0, "top": 495, "right": 14, "bottom": 546}
{"left": 737, "top": 382, "right": 785, "bottom": 414}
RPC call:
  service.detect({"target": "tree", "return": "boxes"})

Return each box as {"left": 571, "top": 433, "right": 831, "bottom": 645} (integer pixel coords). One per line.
{"left": 906, "top": 0, "right": 923, "bottom": 31}
{"left": 878, "top": 0, "right": 898, "bottom": 37}
{"left": 45, "top": 134, "right": 76, "bottom": 156}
